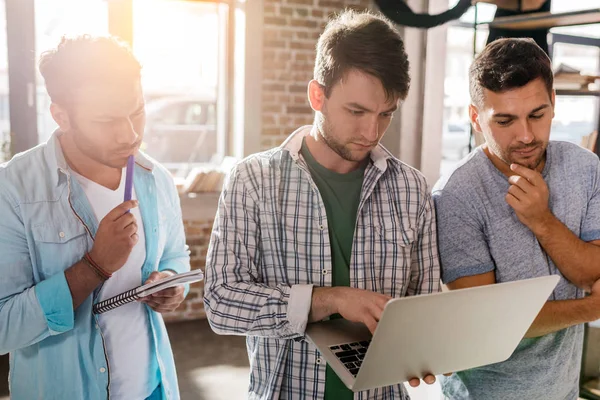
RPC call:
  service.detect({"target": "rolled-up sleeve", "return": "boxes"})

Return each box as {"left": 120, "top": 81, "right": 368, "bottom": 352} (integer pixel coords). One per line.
{"left": 35, "top": 272, "right": 74, "bottom": 334}
{"left": 0, "top": 187, "right": 74, "bottom": 355}
{"left": 204, "top": 164, "right": 308, "bottom": 339}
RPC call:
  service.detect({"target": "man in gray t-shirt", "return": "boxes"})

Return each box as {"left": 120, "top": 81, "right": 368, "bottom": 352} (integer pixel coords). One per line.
{"left": 433, "top": 38, "right": 600, "bottom": 400}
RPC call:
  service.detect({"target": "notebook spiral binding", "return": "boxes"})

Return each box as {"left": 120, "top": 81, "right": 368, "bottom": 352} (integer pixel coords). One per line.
{"left": 93, "top": 287, "right": 142, "bottom": 314}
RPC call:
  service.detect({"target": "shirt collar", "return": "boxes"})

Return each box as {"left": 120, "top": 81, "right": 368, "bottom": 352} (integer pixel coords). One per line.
{"left": 280, "top": 125, "right": 391, "bottom": 172}
{"left": 44, "top": 129, "right": 154, "bottom": 188}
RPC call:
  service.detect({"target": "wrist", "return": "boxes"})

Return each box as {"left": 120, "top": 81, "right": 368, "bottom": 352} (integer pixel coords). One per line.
{"left": 84, "top": 252, "right": 112, "bottom": 279}
{"left": 585, "top": 294, "right": 600, "bottom": 321}
{"left": 310, "top": 287, "right": 339, "bottom": 321}
{"left": 529, "top": 210, "right": 555, "bottom": 237}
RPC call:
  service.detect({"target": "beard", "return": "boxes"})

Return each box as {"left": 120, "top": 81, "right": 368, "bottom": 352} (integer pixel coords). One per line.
{"left": 488, "top": 137, "right": 547, "bottom": 170}
{"left": 315, "top": 111, "right": 371, "bottom": 163}
{"left": 70, "top": 126, "right": 137, "bottom": 169}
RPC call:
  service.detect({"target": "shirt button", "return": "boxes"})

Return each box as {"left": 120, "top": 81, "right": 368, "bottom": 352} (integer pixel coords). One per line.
{"left": 322, "top": 269, "right": 328, "bottom": 275}
{"left": 319, "top": 225, "right": 324, "bottom": 230}
{"left": 99, "top": 367, "right": 106, "bottom": 373}
{"left": 59, "top": 232, "right": 65, "bottom": 238}
{"left": 95, "top": 324, "right": 99, "bottom": 330}
{"left": 316, "top": 357, "right": 322, "bottom": 364}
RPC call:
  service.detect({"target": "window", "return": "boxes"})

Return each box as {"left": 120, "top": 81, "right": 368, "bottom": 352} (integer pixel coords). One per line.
{"left": 550, "top": 0, "right": 600, "bottom": 146}
{"left": 133, "top": 0, "right": 227, "bottom": 177}
{"left": 34, "top": 0, "right": 109, "bottom": 143}
{"left": 0, "top": 0, "right": 8, "bottom": 162}
{"left": 441, "top": 0, "right": 600, "bottom": 176}
{"left": 551, "top": 0, "right": 600, "bottom": 39}
{"left": 30, "top": 0, "right": 231, "bottom": 178}
{"left": 551, "top": 43, "right": 599, "bottom": 145}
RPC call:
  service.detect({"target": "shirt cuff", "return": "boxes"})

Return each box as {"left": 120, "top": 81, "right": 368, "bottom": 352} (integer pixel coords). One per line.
{"left": 582, "top": 230, "right": 600, "bottom": 242}
{"left": 442, "top": 264, "right": 495, "bottom": 284}
{"left": 34, "top": 272, "right": 74, "bottom": 335}
{"left": 287, "top": 284, "right": 314, "bottom": 334}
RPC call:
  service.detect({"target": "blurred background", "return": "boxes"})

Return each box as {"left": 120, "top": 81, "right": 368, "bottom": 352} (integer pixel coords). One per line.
{"left": 0, "top": 0, "right": 598, "bottom": 399}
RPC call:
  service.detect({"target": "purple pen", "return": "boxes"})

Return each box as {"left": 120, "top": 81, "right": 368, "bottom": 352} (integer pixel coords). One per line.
{"left": 124, "top": 155, "right": 135, "bottom": 206}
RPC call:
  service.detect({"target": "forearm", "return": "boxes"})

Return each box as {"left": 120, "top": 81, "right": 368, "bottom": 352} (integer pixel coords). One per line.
{"left": 532, "top": 214, "right": 600, "bottom": 290}
{"left": 525, "top": 296, "right": 600, "bottom": 338}
{"left": 309, "top": 287, "right": 339, "bottom": 322}
{"left": 64, "top": 260, "right": 104, "bottom": 309}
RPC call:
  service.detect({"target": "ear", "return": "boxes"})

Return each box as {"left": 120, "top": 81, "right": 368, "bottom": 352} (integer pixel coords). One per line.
{"left": 469, "top": 103, "right": 483, "bottom": 133}
{"left": 307, "top": 80, "right": 326, "bottom": 112}
{"left": 50, "top": 103, "right": 72, "bottom": 132}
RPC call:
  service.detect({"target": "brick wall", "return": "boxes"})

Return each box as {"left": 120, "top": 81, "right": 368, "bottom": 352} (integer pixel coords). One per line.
{"left": 163, "top": 219, "right": 214, "bottom": 322}
{"left": 261, "top": 0, "right": 372, "bottom": 150}
{"left": 166, "top": 0, "right": 373, "bottom": 321}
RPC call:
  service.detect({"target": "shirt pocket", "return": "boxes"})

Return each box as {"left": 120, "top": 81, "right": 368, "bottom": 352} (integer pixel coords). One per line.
{"left": 31, "top": 222, "right": 89, "bottom": 279}
{"left": 372, "top": 217, "right": 416, "bottom": 295}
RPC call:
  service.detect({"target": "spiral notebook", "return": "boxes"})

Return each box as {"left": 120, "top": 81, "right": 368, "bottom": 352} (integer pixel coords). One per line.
{"left": 93, "top": 270, "right": 204, "bottom": 314}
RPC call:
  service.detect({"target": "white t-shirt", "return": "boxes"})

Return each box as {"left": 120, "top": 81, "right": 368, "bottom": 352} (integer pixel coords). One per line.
{"left": 72, "top": 168, "right": 156, "bottom": 399}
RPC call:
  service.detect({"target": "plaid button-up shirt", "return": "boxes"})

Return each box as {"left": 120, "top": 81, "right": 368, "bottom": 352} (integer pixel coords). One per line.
{"left": 204, "top": 126, "right": 440, "bottom": 400}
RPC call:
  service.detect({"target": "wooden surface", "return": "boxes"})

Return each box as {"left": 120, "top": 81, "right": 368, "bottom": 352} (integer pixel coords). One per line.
{"left": 483, "top": 8, "right": 600, "bottom": 30}
{"left": 556, "top": 89, "right": 600, "bottom": 97}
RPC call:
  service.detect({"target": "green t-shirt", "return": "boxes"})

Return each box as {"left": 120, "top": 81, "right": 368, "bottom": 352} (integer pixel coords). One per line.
{"left": 300, "top": 139, "right": 366, "bottom": 400}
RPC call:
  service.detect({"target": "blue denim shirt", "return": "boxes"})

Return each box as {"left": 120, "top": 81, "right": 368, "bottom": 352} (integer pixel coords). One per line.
{"left": 0, "top": 131, "right": 190, "bottom": 400}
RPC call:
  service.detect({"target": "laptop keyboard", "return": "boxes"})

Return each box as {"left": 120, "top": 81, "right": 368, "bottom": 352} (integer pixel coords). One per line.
{"left": 329, "top": 340, "right": 371, "bottom": 377}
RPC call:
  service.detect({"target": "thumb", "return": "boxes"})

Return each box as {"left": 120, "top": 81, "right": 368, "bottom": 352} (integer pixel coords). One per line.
{"left": 144, "top": 271, "right": 161, "bottom": 285}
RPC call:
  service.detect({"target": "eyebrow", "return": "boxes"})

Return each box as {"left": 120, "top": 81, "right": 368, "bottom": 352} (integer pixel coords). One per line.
{"left": 492, "top": 104, "right": 550, "bottom": 119}
{"left": 95, "top": 104, "right": 145, "bottom": 120}
{"left": 346, "top": 102, "right": 398, "bottom": 114}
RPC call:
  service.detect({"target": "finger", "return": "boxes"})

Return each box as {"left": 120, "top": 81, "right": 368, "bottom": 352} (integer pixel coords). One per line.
{"left": 408, "top": 378, "right": 421, "bottom": 387}
{"left": 128, "top": 233, "right": 139, "bottom": 247}
{"left": 114, "top": 212, "right": 135, "bottom": 230}
{"left": 152, "top": 286, "right": 185, "bottom": 298}
{"left": 116, "top": 212, "right": 136, "bottom": 228}
{"left": 363, "top": 315, "right": 378, "bottom": 334}
{"left": 505, "top": 193, "right": 520, "bottom": 209}
{"left": 144, "top": 271, "right": 162, "bottom": 285}
{"left": 146, "top": 303, "right": 176, "bottom": 313}
{"left": 107, "top": 200, "right": 139, "bottom": 221}
{"left": 375, "top": 294, "right": 392, "bottom": 310}
{"left": 510, "top": 164, "right": 542, "bottom": 185}
{"left": 143, "top": 298, "right": 179, "bottom": 310}
{"left": 123, "top": 222, "right": 138, "bottom": 237}
{"left": 368, "top": 303, "right": 384, "bottom": 323}
{"left": 507, "top": 183, "right": 527, "bottom": 200}
{"left": 423, "top": 374, "right": 436, "bottom": 385}
{"left": 145, "top": 296, "right": 182, "bottom": 306}
{"left": 507, "top": 175, "right": 533, "bottom": 193}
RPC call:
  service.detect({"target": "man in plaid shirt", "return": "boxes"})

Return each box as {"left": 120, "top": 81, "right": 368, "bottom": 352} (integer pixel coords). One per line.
{"left": 204, "top": 10, "right": 441, "bottom": 400}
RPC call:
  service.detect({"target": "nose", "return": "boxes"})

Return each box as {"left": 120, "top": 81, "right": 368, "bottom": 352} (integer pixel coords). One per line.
{"left": 516, "top": 120, "right": 535, "bottom": 145}
{"left": 116, "top": 117, "right": 139, "bottom": 145}
{"left": 363, "top": 117, "right": 379, "bottom": 143}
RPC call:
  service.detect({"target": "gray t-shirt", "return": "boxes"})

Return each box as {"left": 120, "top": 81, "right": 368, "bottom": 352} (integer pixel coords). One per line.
{"left": 432, "top": 141, "right": 600, "bottom": 400}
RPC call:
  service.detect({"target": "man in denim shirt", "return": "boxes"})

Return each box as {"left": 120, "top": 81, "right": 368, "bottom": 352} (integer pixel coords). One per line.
{"left": 0, "top": 36, "right": 190, "bottom": 399}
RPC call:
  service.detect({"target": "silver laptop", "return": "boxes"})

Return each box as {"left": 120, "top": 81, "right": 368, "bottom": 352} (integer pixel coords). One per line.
{"left": 305, "top": 275, "right": 559, "bottom": 392}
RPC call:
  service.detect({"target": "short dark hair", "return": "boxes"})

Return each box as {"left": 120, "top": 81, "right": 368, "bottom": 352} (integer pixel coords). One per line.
{"left": 314, "top": 9, "right": 410, "bottom": 101}
{"left": 39, "top": 34, "right": 142, "bottom": 105}
{"left": 469, "top": 38, "right": 553, "bottom": 106}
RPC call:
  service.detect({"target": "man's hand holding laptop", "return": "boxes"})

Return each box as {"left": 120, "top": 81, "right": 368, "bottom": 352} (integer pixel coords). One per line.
{"left": 308, "top": 286, "right": 450, "bottom": 387}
